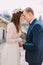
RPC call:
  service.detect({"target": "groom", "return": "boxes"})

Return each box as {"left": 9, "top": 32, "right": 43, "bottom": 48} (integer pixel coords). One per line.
{"left": 19, "top": 7, "right": 43, "bottom": 65}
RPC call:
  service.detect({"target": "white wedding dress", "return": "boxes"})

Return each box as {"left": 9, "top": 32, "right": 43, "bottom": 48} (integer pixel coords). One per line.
{"left": 1, "top": 22, "right": 22, "bottom": 65}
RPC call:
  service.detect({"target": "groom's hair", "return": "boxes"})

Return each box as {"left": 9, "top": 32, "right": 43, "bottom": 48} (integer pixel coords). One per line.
{"left": 24, "top": 7, "right": 34, "bottom": 15}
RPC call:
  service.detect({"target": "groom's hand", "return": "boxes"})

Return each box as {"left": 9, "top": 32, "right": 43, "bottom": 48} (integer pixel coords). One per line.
{"left": 18, "top": 41, "right": 23, "bottom": 47}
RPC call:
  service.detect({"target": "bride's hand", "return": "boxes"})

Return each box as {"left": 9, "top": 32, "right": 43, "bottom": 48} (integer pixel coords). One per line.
{"left": 18, "top": 41, "right": 23, "bottom": 47}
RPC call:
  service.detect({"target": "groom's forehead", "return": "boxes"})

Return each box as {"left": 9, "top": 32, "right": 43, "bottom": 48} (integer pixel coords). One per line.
{"left": 23, "top": 11, "right": 26, "bottom": 14}
{"left": 23, "top": 11, "right": 28, "bottom": 16}
{"left": 23, "top": 12, "right": 26, "bottom": 17}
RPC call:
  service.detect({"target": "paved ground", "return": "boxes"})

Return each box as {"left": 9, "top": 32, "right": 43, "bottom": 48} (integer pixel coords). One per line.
{"left": 0, "top": 43, "right": 5, "bottom": 65}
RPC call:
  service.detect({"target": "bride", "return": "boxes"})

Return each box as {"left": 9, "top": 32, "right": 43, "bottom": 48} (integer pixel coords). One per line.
{"left": 1, "top": 11, "right": 24, "bottom": 65}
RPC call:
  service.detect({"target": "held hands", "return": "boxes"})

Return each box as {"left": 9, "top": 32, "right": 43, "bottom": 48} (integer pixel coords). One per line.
{"left": 18, "top": 41, "right": 23, "bottom": 47}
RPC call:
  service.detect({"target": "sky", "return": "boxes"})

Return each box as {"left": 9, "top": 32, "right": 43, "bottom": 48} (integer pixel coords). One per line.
{"left": 0, "top": 0, "right": 43, "bottom": 18}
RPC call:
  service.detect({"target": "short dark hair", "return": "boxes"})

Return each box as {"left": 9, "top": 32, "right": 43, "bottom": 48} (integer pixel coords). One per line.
{"left": 25, "top": 7, "right": 34, "bottom": 15}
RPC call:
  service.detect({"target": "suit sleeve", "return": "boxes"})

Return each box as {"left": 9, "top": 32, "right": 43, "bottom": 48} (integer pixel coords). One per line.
{"left": 23, "top": 24, "right": 42, "bottom": 50}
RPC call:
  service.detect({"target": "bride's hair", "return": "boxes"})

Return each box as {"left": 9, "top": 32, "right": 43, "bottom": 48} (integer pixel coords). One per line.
{"left": 11, "top": 11, "right": 23, "bottom": 33}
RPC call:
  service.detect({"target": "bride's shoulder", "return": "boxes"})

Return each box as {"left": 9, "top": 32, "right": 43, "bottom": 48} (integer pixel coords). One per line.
{"left": 7, "top": 22, "right": 15, "bottom": 28}
{"left": 7, "top": 22, "right": 16, "bottom": 31}
{"left": 8, "top": 22, "right": 13, "bottom": 26}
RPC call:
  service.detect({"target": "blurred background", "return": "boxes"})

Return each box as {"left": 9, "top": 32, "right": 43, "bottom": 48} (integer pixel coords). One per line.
{"left": 0, "top": 0, "right": 43, "bottom": 43}
{"left": 0, "top": 0, "right": 43, "bottom": 65}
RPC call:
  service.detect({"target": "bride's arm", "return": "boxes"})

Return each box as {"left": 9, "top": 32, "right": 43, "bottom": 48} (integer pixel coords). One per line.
{"left": 6, "top": 23, "right": 23, "bottom": 43}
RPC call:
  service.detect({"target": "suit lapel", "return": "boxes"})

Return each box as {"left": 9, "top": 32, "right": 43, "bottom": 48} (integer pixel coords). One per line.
{"left": 27, "top": 19, "right": 38, "bottom": 36}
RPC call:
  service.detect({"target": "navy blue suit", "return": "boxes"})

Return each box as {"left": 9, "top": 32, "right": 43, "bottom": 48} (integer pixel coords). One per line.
{"left": 23, "top": 19, "right": 43, "bottom": 65}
